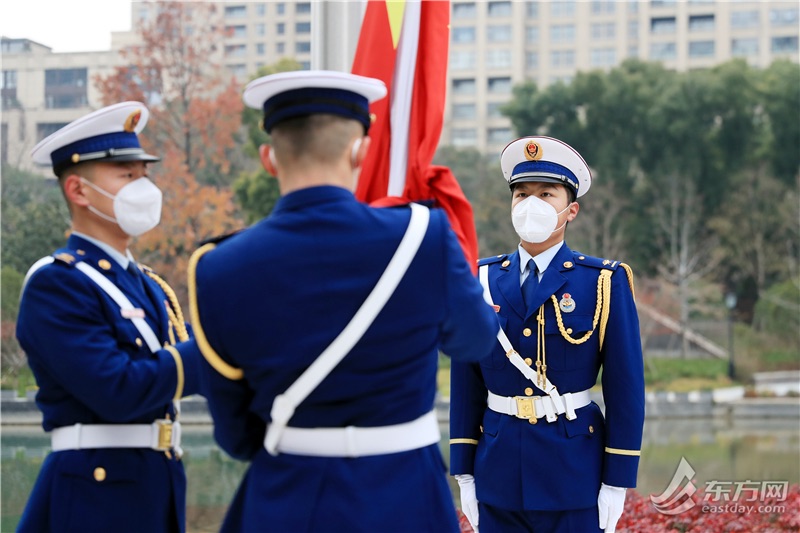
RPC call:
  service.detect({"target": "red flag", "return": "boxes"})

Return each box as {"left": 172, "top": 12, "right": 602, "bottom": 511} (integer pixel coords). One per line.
{"left": 352, "top": 0, "right": 479, "bottom": 273}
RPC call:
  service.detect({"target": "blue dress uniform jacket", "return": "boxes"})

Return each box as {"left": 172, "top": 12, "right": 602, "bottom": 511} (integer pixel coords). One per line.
{"left": 15, "top": 234, "right": 200, "bottom": 533}
{"left": 185, "top": 185, "right": 498, "bottom": 533}
{"left": 450, "top": 243, "right": 645, "bottom": 512}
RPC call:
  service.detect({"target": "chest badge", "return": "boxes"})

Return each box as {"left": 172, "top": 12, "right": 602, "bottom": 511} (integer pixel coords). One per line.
{"left": 559, "top": 293, "right": 576, "bottom": 313}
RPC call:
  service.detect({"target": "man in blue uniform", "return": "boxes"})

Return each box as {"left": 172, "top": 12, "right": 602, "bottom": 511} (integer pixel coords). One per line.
{"left": 449, "top": 136, "right": 645, "bottom": 533}
{"left": 16, "top": 102, "right": 200, "bottom": 533}
{"left": 183, "top": 70, "right": 498, "bottom": 532}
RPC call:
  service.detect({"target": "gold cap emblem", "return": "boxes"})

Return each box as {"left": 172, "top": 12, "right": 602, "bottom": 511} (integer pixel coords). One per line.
{"left": 524, "top": 140, "right": 543, "bottom": 161}
{"left": 123, "top": 110, "right": 142, "bottom": 133}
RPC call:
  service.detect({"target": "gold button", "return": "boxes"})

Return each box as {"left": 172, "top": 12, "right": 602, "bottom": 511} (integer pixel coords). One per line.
{"left": 589, "top": 425, "right": 594, "bottom": 434}
{"left": 77, "top": 249, "right": 86, "bottom": 255}
{"left": 98, "top": 259, "right": 112, "bottom": 270}
{"left": 524, "top": 358, "right": 533, "bottom": 366}
{"left": 524, "top": 387, "right": 533, "bottom": 396}
{"left": 563, "top": 261, "right": 573, "bottom": 268}
{"left": 523, "top": 328, "right": 532, "bottom": 337}
{"left": 501, "top": 260, "right": 510, "bottom": 267}
{"left": 135, "top": 338, "right": 143, "bottom": 347}
{"left": 566, "top": 328, "right": 573, "bottom": 334}
{"left": 94, "top": 467, "right": 106, "bottom": 482}
{"left": 529, "top": 418, "right": 537, "bottom": 425}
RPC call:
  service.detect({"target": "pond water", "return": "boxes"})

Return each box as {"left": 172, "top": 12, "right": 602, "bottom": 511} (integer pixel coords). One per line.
{"left": 2, "top": 417, "right": 798, "bottom": 532}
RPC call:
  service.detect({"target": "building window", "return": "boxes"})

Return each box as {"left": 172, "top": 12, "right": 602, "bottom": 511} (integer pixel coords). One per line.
{"left": 277, "top": 23, "right": 285, "bottom": 35}
{"left": 44, "top": 68, "right": 88, "bottom": 109}
{"left": 650, "top": 42, "right": 676, "bottom": 60}
{"left": 688, "top": 40, "right": 714, "bottom": 57}
{"left": 688, "top": 14, "right": 714, "bottom": 32}
{"left": 591, "top": 22, "right": 615, "bottom": 40}
{"left": 651, "top": 0, "right": 677, "bottom": 6}
{"left": 296, "top": 2, "right": 311, "bottom": 14}
{"left": 224, "top": 5, "right": 247, "bottom": 18}
{"left": 627, "top": 45, "right": 639, "bottom": 58}
{"left": 451, "top": 50, "right": 476, "bottom": 70}
{"left": 526, "top": 1, "right": 539, "bottom": 18}
{"left": 276, "top": 3, "right": 285, "bottom": 15}
{"left": 37, "top": 122, "right": 70, "bottom": 142}
{"left": 551, "top": 1, "right": 575, "bottom": 18}
{"left": 452, "top": 128, "right": 478, "bottom": 147}
{"left": 452, "top": 78, "right": 476, "bottom": 95}
{"left": 226, "top": 25, "right": 247, "bottom": 38}
{"left": 486, "top": 49, "right": 512, "bottom": 68}
{"left": 488, "top": 127, "right": 512, "bottom": 144}
{"left": 591, "top": 1, "right": 615, "bottom": 15}
{"left": 590, "top": 48, "right": 616, "bottom": 67}
{"left": 277, "top": 42, "right": 285, "bottom": 54}
{"left": 300, "top": 61, "right": 311, "bottom": 70}
{"left": 225, "top": 44, "right": 246, "bottom": 57}
{"left": 1, "top": 69, "right": 17, "bottom": 107}
{"left": 488, "top": 102, "right": 505, "bottom": 118}
{"left": 452, "top": 26, "right": 476, "bottom": 43}
{"left": 256, "top": 3, "right": 266, "bottom": 16}
{"left": 551, "top": 24, "right": 575, "bottom": 43}
{"left": 526, "top": 26, "right": 539, "bottom": 43}
{"left": 296, "top": 22, "right": 311, "bottom": 33}
{"left": 228, "top": 64, "right": 247, "bottom": 79}
{"left": 731, "top": 38, "right": 758, "bottom": 57}
{"left": 488, "top": 1, "right": 512, "bottom": 17}
{"left": 731, "top": 11, "right": 758, "bottom": 29}
{"left": 452, "top": 103, "right": 477, "bottom": 120}
{"left": 628, "top": 21, "right": 639, "bottom": 38}
{"left": 487, "top": 25, "right": 512, "bottom": 43}
{"left": 296, "top": 42, "right": 311, "bottom": 54}
{"left": 550, "top": 50, "right": 575, "bottom": 67}
{"left": 771, "top": 36, "right": 799, "bottom": 53}
{"left": 526, "top": 51, "right": 539, "bottom": 68}
{"left": 488, "top": 77, "right": 512, "bottom": 94}
{"left": 453, "top": 2, "right": 476, "bottom": 19}
{"left": 256, "top": 23, "right": 265, "bottom": 36}
{"left": 770, "top": 8, "right": 799, "bottom": 27}
{"left": 256, "top": 43, "right": 266, "bottom": 55}
{"left": 651, "top": 17, "right": 676, "bottom": 34}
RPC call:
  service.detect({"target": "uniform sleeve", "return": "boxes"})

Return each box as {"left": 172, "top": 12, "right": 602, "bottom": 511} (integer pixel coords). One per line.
{"left": 439, "top": 214, "right": 498, "bottom": 362}
{"left": 16, "top": 267, "right": 189, "bottom": 422}
{"left": 449, "top": 358, "right": 488, "bottom": 475}
{"left": 600, "top": 267, "right": 646, "bottom": 487}
{"left": 191, "top": 259, "right": 267, "bottom": 461}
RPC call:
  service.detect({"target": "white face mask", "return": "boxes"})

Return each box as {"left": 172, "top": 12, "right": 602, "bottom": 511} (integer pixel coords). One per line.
{"left": 511, "top": 195, "right": 571, "bottom": 243}
{"left": 81, "top": 177, "right": 163, "bottom": 237}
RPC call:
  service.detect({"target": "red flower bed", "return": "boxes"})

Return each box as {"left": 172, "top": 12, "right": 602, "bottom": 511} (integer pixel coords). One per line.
{"left": 456, "top": 484, "right": 800, "bottom": 532}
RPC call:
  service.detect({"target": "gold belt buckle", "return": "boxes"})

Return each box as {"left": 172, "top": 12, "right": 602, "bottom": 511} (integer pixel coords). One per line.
{"left": 514, "top": 397, "right": 537, "bottom": 423}
{"left": 155, "top": 419, "right": 173, "bottom": 451}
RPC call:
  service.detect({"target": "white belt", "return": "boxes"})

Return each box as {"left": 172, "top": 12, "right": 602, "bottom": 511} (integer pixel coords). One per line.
{"left": 51, "top": 420, "right": 181, "bottom": 452}
{"left": 487, "top": 389, "right": 591, "bottom": 423}
{"left": 266, "top": 410, "right": 439, "bottom": 458}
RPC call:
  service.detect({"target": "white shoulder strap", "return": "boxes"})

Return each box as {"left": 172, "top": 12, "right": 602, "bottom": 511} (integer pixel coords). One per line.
{"left": 24, "top": 257, "right": 159, "bottom": 353}
{"left": 265, "top": 203, "right": 430, "bottom": 455}
{"left": 478, "top": 264, "right": 566, "bottom": 415}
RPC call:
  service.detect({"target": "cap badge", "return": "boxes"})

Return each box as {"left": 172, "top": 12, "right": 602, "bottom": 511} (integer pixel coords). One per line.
{"left": 524, "top": 140, "right": 543, "bottom": 161}
{"left": 559, "top": 293, "right": 576, "bottom": 313}
{"left": 123, "top": 110, "right": 142, "bottom": 133}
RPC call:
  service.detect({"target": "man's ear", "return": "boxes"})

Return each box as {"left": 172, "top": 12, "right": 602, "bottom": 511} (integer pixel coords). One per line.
{"left": 260, "top": 145, "right": 277, "bottom": 176}
{"left": 63, "top": 174, "right": 89, "bottom": 207}
{"left": 353, "top": 136, "right": 371, "bottom": 169}
{"left": 567, "top": 200, "right": 580, "bottom": 222}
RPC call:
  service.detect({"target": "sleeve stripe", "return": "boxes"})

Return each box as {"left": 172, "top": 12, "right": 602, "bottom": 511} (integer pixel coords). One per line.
{"left": 164, "top": 345, "right": 184, "bottom": 400}
{"left": 605, "top": 447, "right": 641, "bottom": 456}
{"left": 450, "top": 438, "right": 480, "bottom": 445}
{"left": 188, "top": 243, "right": 244, "bottom": 380}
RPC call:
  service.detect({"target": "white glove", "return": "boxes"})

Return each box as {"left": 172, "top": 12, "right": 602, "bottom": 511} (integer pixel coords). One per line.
{"left": 598, "top": 483, "right": 627, "bottom": 532}
{"left": 455, "top": 474, "right": 480, "bottom": 532}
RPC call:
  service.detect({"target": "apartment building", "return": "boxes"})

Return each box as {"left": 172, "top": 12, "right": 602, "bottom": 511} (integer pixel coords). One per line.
{"left": 2, "top": 1, "right": 798, "bottom": 174}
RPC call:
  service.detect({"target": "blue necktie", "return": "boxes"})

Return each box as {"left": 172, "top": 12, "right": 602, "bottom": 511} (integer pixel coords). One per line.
{"left": 128, "top": 262, "right": 146, "bottom": 293}
{"left": 522, "top": 259, "right": 539, "bottom": 307}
